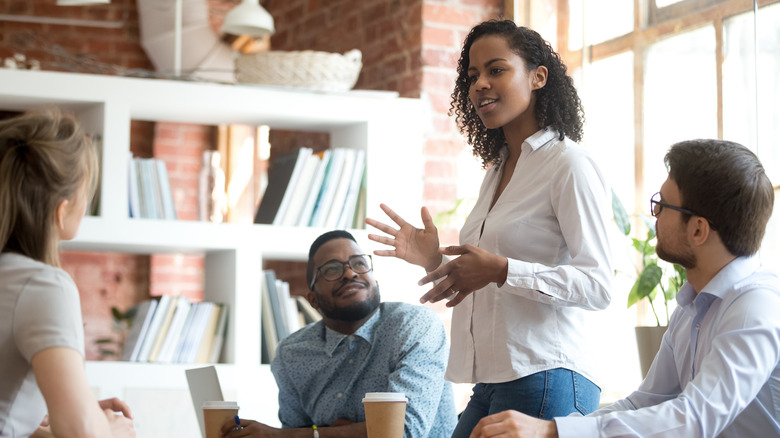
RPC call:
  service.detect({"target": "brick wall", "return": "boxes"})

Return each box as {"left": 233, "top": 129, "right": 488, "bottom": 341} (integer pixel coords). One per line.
{"left": 1, "top": 0, "right": 503, "bottom": 360}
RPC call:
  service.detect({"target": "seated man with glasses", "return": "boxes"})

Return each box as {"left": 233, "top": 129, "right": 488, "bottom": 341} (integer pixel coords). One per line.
{"left": 468, "top": 139, "right": 780, "bottom": 438}
{"left": 222, "top": 230, "right": 457, "bottom": 438}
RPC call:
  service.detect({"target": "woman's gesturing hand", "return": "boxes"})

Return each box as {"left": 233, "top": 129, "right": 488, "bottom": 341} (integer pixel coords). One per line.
{"left": 366, "top": 204, "right": 442, "bottom": 272}
{"left": 417, "top": 244, "right": 508, "bottom": 307}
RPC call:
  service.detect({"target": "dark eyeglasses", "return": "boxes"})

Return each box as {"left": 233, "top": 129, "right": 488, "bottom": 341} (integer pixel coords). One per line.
{"left": 310, "top": 254, "right": 373, "bottom": 289}
{"left": 650, "top": 192, "right": 698, "bottom": 217}
{"left": 650, "top": 192, "right": 717, "bottom": 230}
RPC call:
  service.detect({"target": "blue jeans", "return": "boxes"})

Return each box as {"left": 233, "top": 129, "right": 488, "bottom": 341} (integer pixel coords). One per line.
{"left": 451, "top": 368, "right": 601, "bottom": 438}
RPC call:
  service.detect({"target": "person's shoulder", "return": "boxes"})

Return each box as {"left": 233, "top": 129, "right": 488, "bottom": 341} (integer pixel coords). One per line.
{"left": 730, "top": 267, "right": 780, "bottom": 302}
{"left": 1, "top": 253, "right": 77, "bottom": 295}
{"left": 380, "top": 302, "right": 440, "bottom": 327}
{"left": 721, "top": 267, "right": 780, "bottom": 322}
{"left": 278, "top": 320, "right": 323, "bottom": 348}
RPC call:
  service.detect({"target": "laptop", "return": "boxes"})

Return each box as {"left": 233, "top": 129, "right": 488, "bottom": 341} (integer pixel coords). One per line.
{"left": 186, "top": 366, "right": 224, "bottom": 438}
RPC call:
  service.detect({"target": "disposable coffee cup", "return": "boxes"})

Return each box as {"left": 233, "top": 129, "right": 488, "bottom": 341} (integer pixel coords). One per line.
{"left": 362, "top": 392, "right": 407, "bottom": 438}
{"left": 202, "top": 401, "right": 239, "bottom": 438}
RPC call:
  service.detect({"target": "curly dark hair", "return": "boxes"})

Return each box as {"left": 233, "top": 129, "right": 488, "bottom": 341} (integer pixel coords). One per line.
{"left": 450, "top": 20, "right": 584, "bottom": 167}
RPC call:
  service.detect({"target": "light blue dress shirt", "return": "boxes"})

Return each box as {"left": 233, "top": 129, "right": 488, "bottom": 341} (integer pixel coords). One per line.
{"left": 270, "top": 302, "right": 457, "bottom": 438}
{"left": 556, "top": 256, "right": 780, "bottom": 437}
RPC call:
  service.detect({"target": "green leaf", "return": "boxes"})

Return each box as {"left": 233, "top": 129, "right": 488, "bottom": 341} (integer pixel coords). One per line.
{"left": 635, "top": 263, "right": 663, "bottom": 300}
{"left": 612, "top": 190, "right": 631, "bottom": 236}
{"left": 627, "top": 281, "right": 641, "bottom": 308}
{"left": 110, "top": 307, "right": 124, "bottom": 321}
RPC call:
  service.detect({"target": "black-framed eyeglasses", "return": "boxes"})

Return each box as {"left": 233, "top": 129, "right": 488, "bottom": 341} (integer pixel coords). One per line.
{"left": 650, "top": 192, "right": 698, "bottom": 218}
{"left": 309, "top": 254, "right": 373, "bottom": 290}
{"left": 650, "top": 192, "right": 717, "bottom": 230}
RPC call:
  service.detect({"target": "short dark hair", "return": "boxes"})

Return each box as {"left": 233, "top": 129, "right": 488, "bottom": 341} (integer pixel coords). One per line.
{"left": 306, "top": 230, "right": 358, "bottom": 290}
{"left": 665, "top": 139, "right": 774, "bottom": 256}
{"left": 450, "top": 19, "right": 584, "bottom": 168}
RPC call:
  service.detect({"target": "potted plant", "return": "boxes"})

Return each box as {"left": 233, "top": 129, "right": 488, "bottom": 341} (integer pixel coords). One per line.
{"left": 612, "top": 191, "right": 686, "bottom": 377}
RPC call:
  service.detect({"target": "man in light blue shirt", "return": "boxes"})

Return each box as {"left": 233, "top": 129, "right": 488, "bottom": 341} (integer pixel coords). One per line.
{"left": 224, "top": 230, "right": 457, "bottom": 438}
{"left": 469, "top": 139, "right": 780, "bottom": 438}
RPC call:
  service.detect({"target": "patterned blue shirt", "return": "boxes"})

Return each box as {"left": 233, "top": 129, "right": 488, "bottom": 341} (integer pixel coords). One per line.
{"left": 270, "top": 302, "right": 457, "bottom": 438}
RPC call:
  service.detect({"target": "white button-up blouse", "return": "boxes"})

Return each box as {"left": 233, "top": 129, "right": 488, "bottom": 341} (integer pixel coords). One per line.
{"left": 445, "top": 128, "right": 613, "bottom": 384}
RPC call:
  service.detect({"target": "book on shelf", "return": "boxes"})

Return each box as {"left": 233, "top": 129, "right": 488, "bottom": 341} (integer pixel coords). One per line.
{"left": 127, "top": 152, "right": 141, "bottom": 219}
{"left": 156, "top": 297, "right": 192, "bottom": 363}
{"left": 296, "top": 150, "right": 332, "bottom": 227}
{"left": 177, "top": 302, "right": 214, "bottom": 364}
{"left": 323, "top": 148, "right": 357, "bottom": 228}
{"left": 128, "top": 156, "right": 176, "bottom": 220}
{"left": 351, "top": 169, "right": 368, "bottom": 229}
{"left": 295, "top": 296, "right": 322, "bottom": 325}
{"left": 170, "top": 301, "right": 200, "bottom": 363}
{"left": 263, "top": 270, "right": 289, "bottom": 341}
{"left": 281, "top": 152, "right": 321, "bottom": 226}
{"left": 147, "top": 296, "right": 180, "bottom": 362}
{"left": 338, "top": 150, "right": 366, "bottom": 229}
{"left": 134, "top": 294, "right": 173, "bottom": 362}
{"left": 207, "top": 303, "right": 229, "bottom": 364}
{"left": 155, "top": 160, "right": 177, "bottom": 220}
{"left": 121, "top": 296, "right": 228, "bottom": 364}
{"left": 120, "top": 299, "right": 158, "bottom": 362}
{"left": 254, "top": 150, "right": 302, "bottom": 225}
{"left": 194, "top": 303, "right": 222, "bottom": 364}
{"left": 260, "top": 279, "right": 278, "bottom": 364}
{"left": 309, "top": 148, "right": 347, "bottom": 227}
{"left": 260, "top": 270, "right": 319, "bottom": 364}
{"left": 272, "top": 147, "right": 313, "bottom": 226}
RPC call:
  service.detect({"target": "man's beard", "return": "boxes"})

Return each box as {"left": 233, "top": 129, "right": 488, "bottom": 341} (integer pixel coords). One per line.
{"left": 316, "top": 280, "right": 381, "bottom": 322}
{"left": 656, "top": 239, "right": 696, "bottom": 269}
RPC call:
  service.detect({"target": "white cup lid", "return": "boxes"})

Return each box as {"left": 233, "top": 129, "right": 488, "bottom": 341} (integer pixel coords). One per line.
{"left": 362, "top": 392, "right": 408, "bottom": 402}
{"left": 202, "top": 401, "right": 239, "bottom": 409}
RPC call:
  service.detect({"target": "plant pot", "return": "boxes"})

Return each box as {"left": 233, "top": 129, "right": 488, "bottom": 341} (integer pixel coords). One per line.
{"left": 635, "top": 326, "right": 667, "bottom": 379}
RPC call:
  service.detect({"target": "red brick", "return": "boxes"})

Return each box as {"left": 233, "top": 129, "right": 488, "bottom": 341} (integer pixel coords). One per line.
{"left": 425, "top": 159, "right": 457, "bottom": 178}
{"left": 421, "top": 47, "right": 459, "bottom": 69}
{"left": 422, "top": 25, "right": 458, "bottom": 47}
{"left": 422, "top": 3, "right": 477, "bottom": 27}
{"left": 423, "top": 181, "right": 458, "bottom": 202}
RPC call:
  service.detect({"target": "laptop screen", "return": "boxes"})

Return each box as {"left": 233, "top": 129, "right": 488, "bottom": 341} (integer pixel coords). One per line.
{"left": 186, "top": 366, "right": 224, "bottom": 438}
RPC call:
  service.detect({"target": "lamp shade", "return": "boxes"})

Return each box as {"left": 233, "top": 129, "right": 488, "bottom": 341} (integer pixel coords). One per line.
{"left": 222, "top": 0, "right": 275, "bottom": 37}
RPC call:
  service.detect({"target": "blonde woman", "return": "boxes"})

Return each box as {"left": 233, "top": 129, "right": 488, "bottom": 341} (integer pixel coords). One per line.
{"left": 0, "top": 110, "right": 135, "bottom": 438}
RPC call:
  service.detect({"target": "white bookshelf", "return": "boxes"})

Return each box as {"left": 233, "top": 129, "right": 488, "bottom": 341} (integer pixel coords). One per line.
{"left": 0, "top": 69, "right": 425, "bottom": 437}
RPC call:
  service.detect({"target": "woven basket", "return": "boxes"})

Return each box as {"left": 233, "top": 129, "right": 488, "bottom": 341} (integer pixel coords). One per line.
{"left": 235, "top": 49, "right": 362, "bottom": 92}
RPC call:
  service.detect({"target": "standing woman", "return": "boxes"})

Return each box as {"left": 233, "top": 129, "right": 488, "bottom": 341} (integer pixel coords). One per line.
{"left": 366, "top": 20, "right": 613, "bottom": 437}
{"left": 0, "top": 110, "right": 135, "bottom": 438}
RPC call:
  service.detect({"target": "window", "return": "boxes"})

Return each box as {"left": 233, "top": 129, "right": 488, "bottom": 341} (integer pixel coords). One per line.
{"left": 518, "top": 0, "right": 780, "bottom": 400}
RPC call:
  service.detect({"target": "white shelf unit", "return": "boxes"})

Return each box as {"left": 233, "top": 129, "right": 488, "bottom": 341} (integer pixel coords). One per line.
{"left": 0, "top": 69, "right": 425, "bottom": 437}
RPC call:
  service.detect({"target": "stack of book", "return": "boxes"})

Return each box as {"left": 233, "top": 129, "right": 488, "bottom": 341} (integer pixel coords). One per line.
{"left": 120, "top": 296, "right": 229, "bottom": 364}
{"left": 261, "top": 270, "right": 322, "bottom": 364}
{"left": 128, "top": 154, "right": 177, "bottom": 220}
{"left": 253, "top": 147, "right": 366, "bottom": 229}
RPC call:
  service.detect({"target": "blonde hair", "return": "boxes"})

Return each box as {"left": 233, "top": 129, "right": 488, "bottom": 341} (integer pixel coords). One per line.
{"left": 0, "top": 109, "right": 98, "bottom": 266}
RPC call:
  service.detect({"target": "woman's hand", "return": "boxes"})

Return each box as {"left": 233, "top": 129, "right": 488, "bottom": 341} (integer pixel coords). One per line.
{"left": 99, "top": 397, "right": 133, "bottom": 418}
{"left": 105, "top": 409, "right": 136, "bottom": 438}
{"left": 418, "top": 244, "right": 508, "bottom": 307}
{"left": 366, "top": 204, "right": 442, "bottom": 272}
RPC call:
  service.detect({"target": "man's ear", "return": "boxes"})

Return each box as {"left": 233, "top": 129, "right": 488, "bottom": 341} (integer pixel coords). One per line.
{"left": 306, "top": 291, "right": 319, "bottom": 311}
{"left": 531, "top": 65, "right": 548, "bottom": 90}
{"left": 55, "top": 199, "right": 69, "bottom": 231}
{"left": 688, "top": 216, "right": 711, "bottom": 247}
